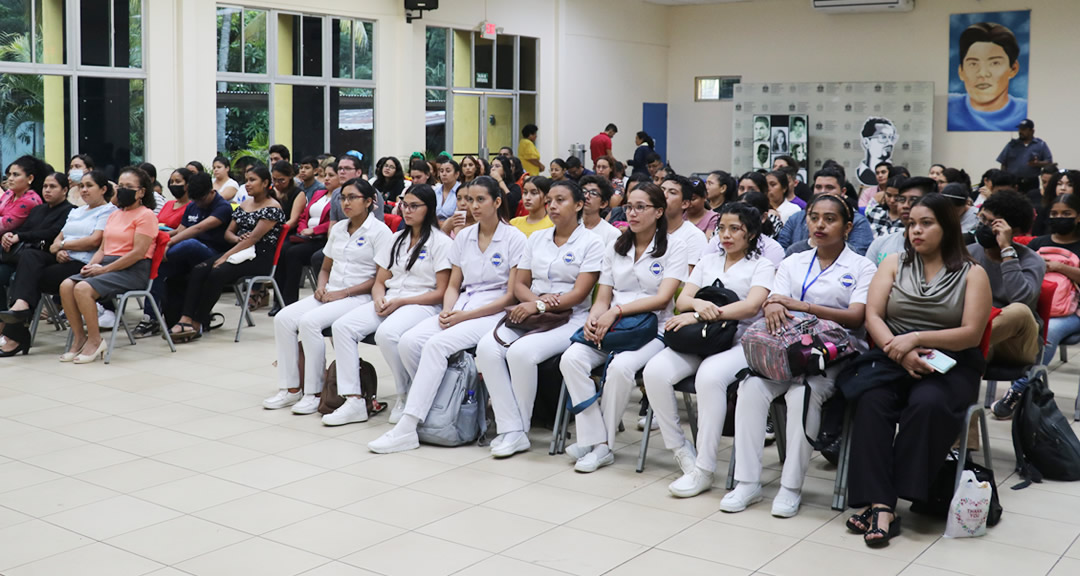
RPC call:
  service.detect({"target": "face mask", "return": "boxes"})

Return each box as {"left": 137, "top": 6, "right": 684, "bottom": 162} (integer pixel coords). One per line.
{"left": 168, "top": 184, "right": 185, "bottom": 198}
{"left": 974, "top": 222, "right": 998, "bottom": 249}
{"left": 68, "top": 169, "right": 84, "bottom": 183}
{"left": 1049, "top": 217, "right": 1076, "bottom": 236}
{"left": 116, "top": 187, "right": 138, "bottom": 208}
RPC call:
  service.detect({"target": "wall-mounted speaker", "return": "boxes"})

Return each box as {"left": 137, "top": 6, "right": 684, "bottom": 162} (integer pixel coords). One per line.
{"left": 405, "top": 0, "right": 438, "bottom": 10}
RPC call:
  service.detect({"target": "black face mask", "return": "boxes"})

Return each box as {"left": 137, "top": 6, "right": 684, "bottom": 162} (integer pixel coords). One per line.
{"left": 1049, "top": 217, "right": 1076, "bottom": 236}
{"left": 168, "top": 185, "right": 185, "bottom": 199}
{"left": 974, "top": 223, "right": 998, "bottom": 249}
{"left": 116, "top": 187, "right": 138, "bottom": 208}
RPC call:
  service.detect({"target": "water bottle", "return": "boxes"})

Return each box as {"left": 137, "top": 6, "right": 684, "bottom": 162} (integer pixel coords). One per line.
{"left": 464, "top": 390, "right": 476, "bottom": 405}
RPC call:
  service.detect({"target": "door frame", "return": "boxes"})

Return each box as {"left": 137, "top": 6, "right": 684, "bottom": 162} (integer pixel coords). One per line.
{"left": 449, "top": 89, "right": 518, "bottom": 160}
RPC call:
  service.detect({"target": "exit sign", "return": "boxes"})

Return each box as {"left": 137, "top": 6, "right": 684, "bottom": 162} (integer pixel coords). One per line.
{"left": 480, "top": 21, "right": 497, "bottom": 40}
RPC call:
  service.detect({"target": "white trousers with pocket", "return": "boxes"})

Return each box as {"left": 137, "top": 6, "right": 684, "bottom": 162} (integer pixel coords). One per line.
{"left": 274, "top": 295, "right": 370, "bottom": 394}
{"left": 370, "top": 304, "right": 442, "bottom": 397}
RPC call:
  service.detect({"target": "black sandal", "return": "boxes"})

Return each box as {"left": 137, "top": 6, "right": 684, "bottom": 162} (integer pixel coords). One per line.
{"left": 170, "top": 323, "right": 199, "bottom": 342}
{"left": 846, "top": 508, "right": 873, "bottom": 534}
{"left": 864, "top": 506, "right": 901, "bottom": 548}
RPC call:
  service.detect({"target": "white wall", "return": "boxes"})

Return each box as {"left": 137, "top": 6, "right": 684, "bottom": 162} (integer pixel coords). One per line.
{"left": 666, "top": 0, "right": 1080, "bottom": 176}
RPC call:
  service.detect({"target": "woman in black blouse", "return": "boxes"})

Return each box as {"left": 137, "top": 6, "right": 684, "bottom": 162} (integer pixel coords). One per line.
{"left": 0, "top": 173, "right": 74, "bottom": 306}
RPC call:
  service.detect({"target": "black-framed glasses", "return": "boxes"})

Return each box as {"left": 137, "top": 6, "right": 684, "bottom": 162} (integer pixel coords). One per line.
{"left": 400, "top": 202, "right": 425, "bottom": 212}
{"left": 625, "top": 204, "right": 656, "bottom": 214}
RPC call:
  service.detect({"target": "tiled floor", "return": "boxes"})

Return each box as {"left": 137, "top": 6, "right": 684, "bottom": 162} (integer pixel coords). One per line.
{"left": 3, "top": 297, "right": 1080, "bottom": 575}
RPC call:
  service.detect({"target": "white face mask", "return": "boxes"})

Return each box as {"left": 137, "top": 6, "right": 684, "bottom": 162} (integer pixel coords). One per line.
{"left": 69, "top": 169, "right": 84, "bottom": 183}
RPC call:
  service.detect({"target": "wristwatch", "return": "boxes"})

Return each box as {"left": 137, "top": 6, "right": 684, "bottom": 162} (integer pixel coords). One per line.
{"left": 60, "top": 239, "right": 65, "bottom": 249}
{"left": 1000, "top": 246, "right": 1018, "bottom": 260}
{"left": 535, "top": 300, "right": 547, "bottom": 314}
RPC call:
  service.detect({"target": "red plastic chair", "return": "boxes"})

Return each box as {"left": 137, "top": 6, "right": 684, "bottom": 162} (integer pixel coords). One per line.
{"left": 384, "top": 213, "right": 402, "bottom": 232}
{"left": 104, "top": 231, "right": 175, "bottom": 364}
{"left": 233, "top": 224, "right": 290, "bottom": 342}
{"left": 1013, "top": 235, "right": 1035, "bottom": 246}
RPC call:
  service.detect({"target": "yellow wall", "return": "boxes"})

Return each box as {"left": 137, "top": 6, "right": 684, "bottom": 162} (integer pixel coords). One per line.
{"left": 274, "top": 14, "right": 294, "bottom": 152}
{"left": 453, "top": 30, "right": 472, "bottom": 88}
{"left": 42, "top": 0, "right": 64, "bottom": 168}
{"left": 453, "top": 94, "right": 480, "bottom": 156}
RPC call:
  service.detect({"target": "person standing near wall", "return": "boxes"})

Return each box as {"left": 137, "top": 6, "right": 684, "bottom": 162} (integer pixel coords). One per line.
{"left": 998, "top": 119, "right": 1052, "bottom": 195}
{"left": 518, "top": 125, "right": 542, "bottom": 176}
{"left": 590, "top": 124, "right": 618, "bottom": 168}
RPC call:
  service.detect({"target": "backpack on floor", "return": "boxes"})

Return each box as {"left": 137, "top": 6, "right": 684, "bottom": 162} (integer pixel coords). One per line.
{"left": 1011, "top": 366, "right": 1080, "bottom": 486}
{"left": 417, "top": 351, "right": 488, "bottom": 447}
{"left": 318, "top": 359, "right": 383, "bottom": 416}
{"left": 1037, "top": 247, "right": 1079, "bottom": 317}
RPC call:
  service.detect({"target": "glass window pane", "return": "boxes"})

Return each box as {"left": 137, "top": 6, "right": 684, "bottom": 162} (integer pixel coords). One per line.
{"left": 495, "top": 35, "right": 513, "bottom": 90}
{"left": 474, "top": 33, "right": 493, "bottom": 89}
{"left": 697, "top": 78, "right": 719, "bottom": 101}
{"left": 35, "top": 0, "right": 66, "bottom": 65}
{"left": 425, "top": 28, "right": 446, "bottom": 87}
{"left": 720, "top": 77, "right": 740, "bottom": 100}
{"left": 452, "top": 30, "right": 471, "bottom": 88}
{"left": 332, "top": 18, "right": 351, "bottom": 79}
{"left": 80, "top": 0, "right": 110, "bottom": 66}
{"left": 216, "top": 6, "right": 242, "bottom": 73}
{"left": 332, "top": 87, "right": 374, "bottom": 175}
{"left": 119, "top": 0, "right": 142, "bottom": 68}
{"left": 354, "top": 21, "right": 372, "bottom": 80}
{"left": 518, "top": 93, "right": 535, "bottom": 142}
{"left": 0, "top": 74, "right": 70, "bottom": 166}
{"left": 425, "top": 89, "right": 446, "bottom": 159}
{"left": 290, "top": 84, "right": 324, "bottom": 160}
{"left": 278, "top": 13, "right": 300, "bottom": 75}
{"left": 243, "top": 9, "right": 266, "bottom": 74}
{"left": 301, "top": 15, "right": 322, "bottom": 77}
{"left": 78, "top": 77, "right": 145, "bottom": 169}
{"left": 519, "top": 37, "right": 536, "bottom": 92}
{"left": 217, "top": 82, "right": 269, "bottom": 161}
{"left": 0, "top": 0, "right": 31, "bottom": 62}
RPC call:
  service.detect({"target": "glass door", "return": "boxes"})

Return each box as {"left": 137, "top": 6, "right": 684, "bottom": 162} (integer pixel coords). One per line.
{"left": 484, "top": 94, "right": 515, "bottom": 162}
{"left": 451, "top": 92, "right": 481, "bottom": 161}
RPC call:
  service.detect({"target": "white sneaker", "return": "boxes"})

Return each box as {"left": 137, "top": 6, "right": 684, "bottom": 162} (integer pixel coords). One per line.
{"left": 491, "top": 431, "right": 530, "bottom": 458}
{"left": 574, "top": 446, "right": 614, "bottom": 473}
{"left": 719, "top": 482, "right": 763, "bottom": 513}
{"left": 771, "top": 487, "right": 802, "bottom": 518}
{"left": 668, "top": 467, "right": 714, "bottom": 498}
{"left": 490, "top": 434, "right": 507, "bottom": 450}
{"left": 637, "top": 415, "right": 659, "bottom": 431}
{"left": 672, "top": 439, "right": 697, "bottom": 476}
{"left": 322, "top": 397, "right": 369, "bottom": 426}
{"left": 564, "top": 443, "right": 590, "bottom": 461}
{"left": 263, "top": 390, "right": 302, "bottom": 410}
{"left": 388, "top": 397, "right": 407, "bottom": 424}
{"left": 98, "top": 309, "right": 116, "bottom": 330}
{"left": 291, "top": 395, "right": 321, "bottom": 415}
{"left": 368, "top": 428, "right": 420, "bottom": 453}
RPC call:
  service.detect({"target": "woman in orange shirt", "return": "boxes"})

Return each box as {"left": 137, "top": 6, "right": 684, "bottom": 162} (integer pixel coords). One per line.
{"left": 58, "top": 166, "right": 158, "bottom": 364}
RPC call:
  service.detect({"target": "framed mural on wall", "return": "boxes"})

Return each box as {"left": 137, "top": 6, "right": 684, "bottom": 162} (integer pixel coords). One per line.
{"left": 947, "top": 10, "right": 1031, "bottom": 132}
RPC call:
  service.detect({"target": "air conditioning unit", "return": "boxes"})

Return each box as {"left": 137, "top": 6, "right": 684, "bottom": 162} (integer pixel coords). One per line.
{"left": 812, "top": 0, "right": 914, "bottom": 14}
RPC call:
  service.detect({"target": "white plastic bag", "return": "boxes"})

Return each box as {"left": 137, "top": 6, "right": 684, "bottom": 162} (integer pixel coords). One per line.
{"left": 944, "top": 469, "right": 992, "bottom": 538}
{"left": 226, "top": 245, "right": 256, "bottom": 264}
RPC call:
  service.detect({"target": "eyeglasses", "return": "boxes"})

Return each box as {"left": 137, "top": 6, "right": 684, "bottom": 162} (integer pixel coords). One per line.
{"left": 272, "top": 177, "right": 290, "bottom": 185}
{"left": 893, "top": 196, "right": 919, "bottom": 205}
{"left": 584, "top": 189, "right": 603, "bottom": 198}
{"left": 715, "top": 225, "right": 746, "bottom": 235}
{"left": 625, "top": 204, "right": 656, "bottom": 214}
{"left": 341, "top": 194, "right": 365, "bottom": 203}
{"left": 400, "top": 202, "right": 426, "bottom": 212}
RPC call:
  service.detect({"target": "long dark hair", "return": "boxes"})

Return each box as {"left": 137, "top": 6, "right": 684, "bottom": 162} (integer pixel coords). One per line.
{"left": 636, "top": 131, "right": 655, "bottom": 148}
{"left": 709, "top": 170, "right": 737, "bottom": 207}
{"left": 469, "top": 175, "right": 510, "bottom": 222}
{"left": 8, "top": 155, "right": 48, "bottom": 195}
{"left": 212, "top": 155, "right": 233, "bottom": 180}
{"left": 119, "top": 166, "right": 156, "bottom": 210}
{"left": 737, "top": 191, "right": 775, "bottom": 237}
{"left": 615, "top": 182, "right": 667, "bottom": 258}
{"left": 86, "top": 169, "right": 114, "bottom": 201}
{"left": 738, "top": 171, "right": 768, "bottom": 194}
{"left": 904, "top": 193, "right": 973, "bottom": 272}
{"left": 718, "top": 202, "right": 763, "bottom": 260}
{"left": 1045, "top": 170, "right": 1080, "bottom": 208}
{"left": 549, "top": 178, "right": 586, "bottom": 220}
{"left": 373, "top": 156, "right": 406, "bottom": 200}
{"left": 390, "top": 184, "right": 438, "bottom": 272}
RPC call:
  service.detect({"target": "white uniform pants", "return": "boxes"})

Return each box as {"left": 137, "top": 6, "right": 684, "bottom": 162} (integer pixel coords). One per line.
{"left": 475, "top": 317, "right": 583, "bottom": 434}
{"left": 370, "top": 304, "right": 441, "bottom": 397}
{"left": 274, "top": 295, "right": 370, "bottom": 394}
{"left": 559, "top": 338, "right": 666, "bottom": 449}
{"left": 399, "top": 312, "right": 502, "bottom": 421}
{"left": 642, "top": 344, "right": 748, "bottom": 473}
{"left": 733, "top": 364, "right": 839, "bottom": 490}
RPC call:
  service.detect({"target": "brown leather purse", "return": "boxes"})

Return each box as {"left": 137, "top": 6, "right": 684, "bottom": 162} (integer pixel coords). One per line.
{"left": 492, "top": 305, "right": 572, "bottom": 347}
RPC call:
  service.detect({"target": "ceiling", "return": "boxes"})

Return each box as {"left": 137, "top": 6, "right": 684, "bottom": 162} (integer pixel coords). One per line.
{"left": 643, "top": 0, "right": 749, "bottom": 5}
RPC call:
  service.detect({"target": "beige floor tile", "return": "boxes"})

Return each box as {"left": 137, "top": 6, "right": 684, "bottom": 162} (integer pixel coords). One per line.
{"left": 24, "top": 442, "right": 140, "bottom": 475}
{"left": 0, "top": 505, "right": 31, "bottom": 530}
{"left": 53, "top": 415, "right": 156, "bottom": 442}
{"left": 758, "top": 540, "right": 908, "bottom": 576}
{"left": 465, "top": 448, "right": 571, "bottom": 482}
{"left": 107, "top": 515, "right": 251, "bottom": 565}
{"left": 617, "top": 474, "right": 726, "bottom": 519}
{"left": 410, "top": 466, "right": 530, "bottom": 505}
{"left": 1049, "top": 557, "right": 1080, "bottom": 576}
{"left": 102, "top": 427, "right": 206, "bottom": 456}
{"left": 79, "top": 391, "right": 170, "bottom": 414}
{"left": 503, "top": 525, "right": 648, "bottom": 576}
{"left": 0, "top": 476, "right": 117, "bottom": 517}
{"left": 655, "top": 518, "right": 798, "bottom": 570}
{"left": 604, "top": 548, "right": 751, "bottom": 576}
{"left": 76, "top": 457, "right": 196, "bottom": 492}
{"left": 339, "top": 451, "right": 457, "bottom": 485}
{"left": 124, "top": 403, "right": 217, "bottom": 426}
{"left": 4, "top": 542, "right": 163, "bottom": 576}
{"left": 167, "top": 413, "right": 272, "bottom": 440}
{"left": 270, "top": 470, "right": 395, "bottom": 509}
{"left": 978, "top": 510, "right": 1080, "bottom": 555}
{"left": 0, "top": 519, "right": 92, "bottom": 571}
{"left": 539, "top": 465, "right": 666, "bottom": 499}
{"left": 296, "top": 563, "right": 383, "bottom": 576}
{"left": 482, "top": 482, "right": 611, "bottom": 524}
{"left": 451, "top": 555, "right": 578, "bottom": 576}
{"left": 263, "top": 510, "right": 405, "bottom": 559}
{"left": 0, "top": 392, "right": 66, "bottom": 417}
{"left": 0, "top": 460, "right": 62, "bottom": 493}
{"left": 0, "top": 428, "right": 86, "bottom": 459}
{"left": 804, "top": 507, "right": 941, "bottom": 563}
{"left": 130, "top": 470, "right": 254, "bottom": 512}
{"left": 176, "top": 537, "right": 327, "bottom": 576}
{"left": 897, "top": 566, "right": 970, "bottom": 576}
{"left": 8, "top": 404, "right": 109, "bottom": 427}
{"left": 209, "top": 454, "right": 326, "bottom": 490}
{"left": 418, "top": 506, "right": 555, "bottom": 553}
{"left": 340, "top": 531, "right": 490, "bottom": 576}
{"left": 0, "top": 417, "right": 38, "bottom": 440}
{"left": 340, "top": 487, "right": 472, "bottom": 530}
{"left": 277, "top": 437, "right": 379, "bottom": 469}
{"left": 567, "top": 500, "right": 699, "bottom": 546}
{"left": 193, "top": 491, "right": 327, "bottom": 535}
{"left": 707, "top": 497, "right": 840, "bottom": 540}
{"left": 44, "top": 494, "right": 181, "bottom": 540}
{"left": 915, "top": 537, "right": 1060, "bottom": 576}
{"left": 406, "top": 442, "right": 493, "bottom": 466}
{"left": 220, "top": 424, "right": 327, "bottom": 453}
{"left": 150, "top": 439, "right": 264, "bottom": 472}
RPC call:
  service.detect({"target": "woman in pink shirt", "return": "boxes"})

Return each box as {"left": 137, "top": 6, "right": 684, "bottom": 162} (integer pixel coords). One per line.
{"left": 0, "top": 156, "right": 47, "bottom": 234}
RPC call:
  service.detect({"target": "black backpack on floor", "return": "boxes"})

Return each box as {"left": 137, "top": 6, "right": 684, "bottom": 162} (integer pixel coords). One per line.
{"left": 1011, "top": 366, "right": 1080, "bottom": 487}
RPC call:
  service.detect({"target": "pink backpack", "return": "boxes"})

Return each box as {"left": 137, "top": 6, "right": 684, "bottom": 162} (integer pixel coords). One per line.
{"left": 1038, "top": 246, "right": 1079, "bottom": 317}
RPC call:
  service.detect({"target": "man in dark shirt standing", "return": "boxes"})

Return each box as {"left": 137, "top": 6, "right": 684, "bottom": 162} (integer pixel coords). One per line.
{"left": 997, "top": 119, "right": 1053, "bottom": 194}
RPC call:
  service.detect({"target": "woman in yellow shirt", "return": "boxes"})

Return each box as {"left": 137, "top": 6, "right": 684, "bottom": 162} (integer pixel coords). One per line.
{"left": 510, "top": 176, "right": 554, "bottom": 237}
{"left": 518, "top": 124, "right": 542, "bottom": 176}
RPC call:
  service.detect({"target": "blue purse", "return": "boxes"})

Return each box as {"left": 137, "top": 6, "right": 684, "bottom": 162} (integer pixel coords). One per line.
{"left": 567, "top": 312, "right": 660, "bottom": 415}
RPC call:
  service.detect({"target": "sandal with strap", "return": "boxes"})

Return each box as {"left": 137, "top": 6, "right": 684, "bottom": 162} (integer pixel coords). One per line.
{"left": 846, "top": 507, "right": 874, "bottom": 534}
{"left": 864, "top": 506, "right": 901, "bottom": 548}
{"left": 170, "top": 322, "right": 200, "bottom": 343}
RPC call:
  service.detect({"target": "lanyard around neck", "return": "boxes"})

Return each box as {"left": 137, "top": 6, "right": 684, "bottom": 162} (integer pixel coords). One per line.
{"left": 801, "top": 250, "right": 834, "bottom": 302}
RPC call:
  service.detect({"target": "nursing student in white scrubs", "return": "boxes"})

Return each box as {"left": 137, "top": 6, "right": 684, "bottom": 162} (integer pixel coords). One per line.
{"left": 321, "top": 184, "right": 452, "bottom": 426}
{"left": 724, "top": 194, "right": 875, "bottom": 518}
{"left": 642, "top": 203, "right": 774, "bottom": 498}
{"left": 263, "top": 178, "right": 393, "bottom": 414}
{"left": 559, "top": 182, "right": 688, "bottom": 473}
{"left": 579, "top": 175, "right": 623, "bottom": 246}
{"left": 368, "top": 176, "right": 527, "bottom": 453}
{"left": 476, "top": 179, "right": 605, "bottom": 458}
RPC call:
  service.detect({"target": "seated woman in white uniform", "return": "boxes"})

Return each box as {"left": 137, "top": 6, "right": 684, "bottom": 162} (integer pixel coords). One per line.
{"left": 368, "top": 175, "right": 527, "bottom": 453}
{"left": 642, "top": 202, "right": 774, "bottom": 497}
{"left": 723, "top": 194, "right": 876, "bottom": 518}
{"left": 559, "top": 182, "right": 688, "bottom": 473}
{"left": 263, "top": 178, "right": 393, "bottom": 413}
{"left": 476, "top": 179, "right": 604, "bottom": 458}
{"left": 322, "top": 184, "right": 452, "bottom": 426}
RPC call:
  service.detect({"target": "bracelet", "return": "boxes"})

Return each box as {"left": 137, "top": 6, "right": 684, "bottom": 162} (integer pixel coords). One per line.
{"left": 615, "top": 305, "right": 624, "bottom": 323}
{"left": 913, "top": 331, "right": 920, "bottom": 344}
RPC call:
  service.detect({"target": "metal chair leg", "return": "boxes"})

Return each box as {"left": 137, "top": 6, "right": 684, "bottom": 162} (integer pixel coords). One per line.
{"left": 236, "top": 280, "right": 256, "bottom": 342}
{"left": 770, "top": 401, "right": 788, "bottom": 464}
{"left": 148, "top": 296, "right": 175, "bottom": 353}
{"left": 550, "top": 382, "right": 567, "bottom": 455}
{"left": 832, "top": 404, "right": 855, "bottom": 511}
{"left": 28, "top": 299, "right": 44, "bottom": 347}
{"left": 105, "top": 296, "right": 124, "bottom": 364}
{"left": 984, "top": 380, "right": 997, "bottom": 408}
{"left": 558, "top": 391, "right": 570, "bottom": 454}
{"left": 636, "top": 407, "right": 653, "bottom": 473}
{"left": 726, "top": 443, "right": 736, "bottom": 490}
{"left": 684, "top": 391, "right": 699, "bottom": 444}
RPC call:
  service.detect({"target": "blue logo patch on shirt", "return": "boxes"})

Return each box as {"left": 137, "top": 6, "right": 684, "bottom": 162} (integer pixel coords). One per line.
{"left": 491, "top": 252, "right": 504, "bottom": 267}
{"left": 563, "top": 251, "right": 575, "bottom": 264}
{"left": 840, "top": 273, "right": 855, "bottom": 288}
{"left": 356, "top": 236, "right": 366, "bottom": 248}
{"left": 650, "top": 262, "right": 664, "bottom": 276}
{"left": 418, "top": 247, "right": 428, "bottom": 261}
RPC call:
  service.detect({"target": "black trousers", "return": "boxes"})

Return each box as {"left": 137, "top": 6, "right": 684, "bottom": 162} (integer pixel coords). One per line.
{"left": 182, "top": 254, "right": 271, "bottom": 326}
{"left": 8, "top": 249, "right": 84, "bottom": 308}
{"left": 846, "top": 347, "right": 983, "bottom": 509}
{"left": 273, "top": 238, "right": 325, "bottom": 306}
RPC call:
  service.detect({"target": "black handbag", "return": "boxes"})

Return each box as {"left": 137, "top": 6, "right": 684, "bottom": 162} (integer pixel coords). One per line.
{"left": 664, "top": 279, "right": 739, "bottom": 357}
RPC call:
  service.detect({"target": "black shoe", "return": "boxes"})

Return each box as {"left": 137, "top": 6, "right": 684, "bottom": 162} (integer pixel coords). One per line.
{"left": 764, "top": 416, "right": 776, "bottom": 446}
{"left": 991, "top": 387, "right": 1021, "bottom": 420}
{"left": 268, "top": 305, "right": 282, "bottom": 317}
{"left": 132, "top": 320, "right": 161, "bottom": 339}
{"left": 0, "top": 340, "right": 29, "bottom": 357}
{"left": 0, "top": 309, "right": 32, "bottom": 325}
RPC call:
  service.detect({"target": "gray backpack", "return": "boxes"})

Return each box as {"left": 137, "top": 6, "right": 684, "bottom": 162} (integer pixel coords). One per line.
{"left": 417, "top": 351, "right": 488, "bottom": 446}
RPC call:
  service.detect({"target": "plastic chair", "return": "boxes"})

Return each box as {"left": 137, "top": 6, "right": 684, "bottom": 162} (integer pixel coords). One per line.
{"left": 384, "top": 213, "right": 402, "bottom": 232}
{"left": 102, "top": 231, "right": 176, "bottom": 364}
{"left": 233, "top": 224, "right": 290, "bottom": 342}
{"left": 983, "top": 280, "right": 1055, "bottom": 409}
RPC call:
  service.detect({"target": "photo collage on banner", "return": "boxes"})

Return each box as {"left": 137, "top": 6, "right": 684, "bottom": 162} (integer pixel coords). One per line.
{"left": 733, "top": 82, "right": 934, "bottom": 186}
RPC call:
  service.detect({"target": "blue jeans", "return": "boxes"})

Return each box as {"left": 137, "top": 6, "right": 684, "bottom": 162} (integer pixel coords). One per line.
{"left": 1043, "top": 314, "right": 1080, "bottom": 366}
{"left": 144, "top": 239, "right": 218, "bottom": 317}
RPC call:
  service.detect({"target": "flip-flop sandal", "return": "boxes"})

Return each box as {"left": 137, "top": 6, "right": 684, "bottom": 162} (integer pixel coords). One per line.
{"left": 169, "top": 323, "right": 199, "bottom": 342}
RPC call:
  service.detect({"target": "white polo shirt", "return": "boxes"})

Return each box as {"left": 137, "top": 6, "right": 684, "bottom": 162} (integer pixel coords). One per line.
{"left": 774, "top": 246, "right": 876, "bottom": 349}
{"left": 689, "top": 252, "right": 775, "bottom": 335}
{"left": 520, "top": 223, "right": 605, "bottom": 316}
{"left": 325, "top": 214, "right": 394, "bottom": 293}
{"left": 450, "top": 221, "right": 528, "bottom": 310}
{"left": 601, "top": 236, "right": 688, "bottom": 332}
{"left": 668, "top": 221, "right": 707, "bottom": 268}
{"left": 377, "top": 228, "right": 453, "bottom": 300}
{"left": 585, "top": 218, "right": 622, "bottom": 247}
